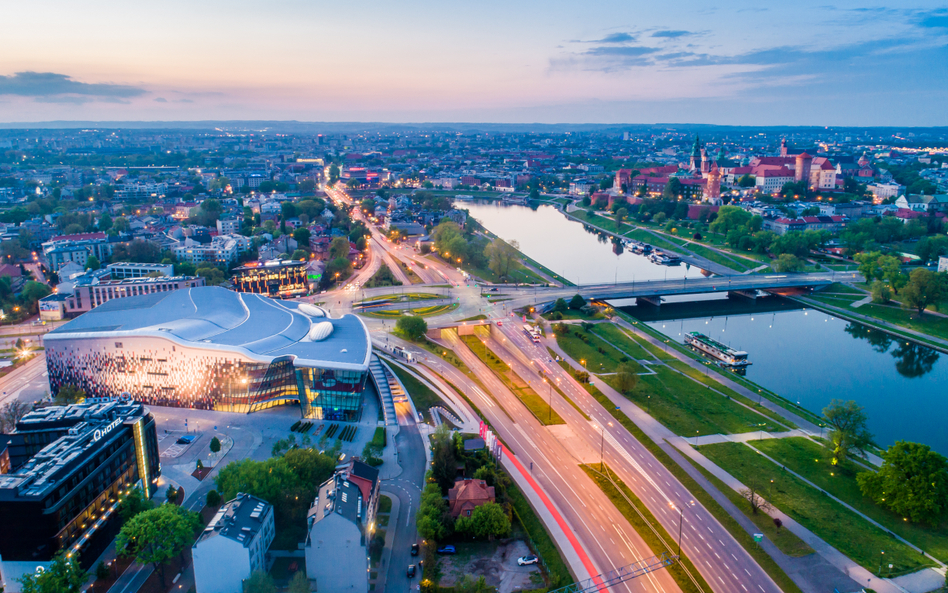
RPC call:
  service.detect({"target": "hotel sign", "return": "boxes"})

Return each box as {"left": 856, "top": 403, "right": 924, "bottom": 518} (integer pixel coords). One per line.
{"left": 92, "top": 419, "right": 123, "bottom": 443}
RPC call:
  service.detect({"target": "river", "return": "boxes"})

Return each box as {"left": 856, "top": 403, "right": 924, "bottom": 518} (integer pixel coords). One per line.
{"left": 459, "top": 199, "right": 947, "bottom": 455}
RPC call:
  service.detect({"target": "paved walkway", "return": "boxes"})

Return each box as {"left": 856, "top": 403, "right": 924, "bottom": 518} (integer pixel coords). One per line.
{"left": 691, "top": 429, "right": 809, "bottom": 446}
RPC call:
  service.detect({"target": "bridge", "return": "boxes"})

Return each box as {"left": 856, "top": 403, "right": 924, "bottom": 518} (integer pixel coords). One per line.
{"left": 493, "top": 272, "right": 847, "bottom": 306}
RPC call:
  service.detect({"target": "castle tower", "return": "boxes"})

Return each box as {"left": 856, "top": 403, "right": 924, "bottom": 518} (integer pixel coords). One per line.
{"left": 701, "top": 148, "right": 710, "bottom": 175}
{"left": 795, "top": 152, "right": 813, "bottom": 183}
{"left": 690, "top": 135, "right": 702, "bottom": 170}
{"left": 780, "top": 138, "right": 788, "bottom": 157}
{"left": 705, "top": 163, "right": 721, "bottom": 202}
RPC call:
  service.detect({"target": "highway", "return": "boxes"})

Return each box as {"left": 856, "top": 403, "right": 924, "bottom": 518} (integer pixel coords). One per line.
{"left": 489, "top": 320, "right": 782, "bottom": 593}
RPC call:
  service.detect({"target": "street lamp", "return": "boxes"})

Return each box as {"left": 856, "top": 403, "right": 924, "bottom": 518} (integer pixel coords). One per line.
{"left": 670, "top": 502, "right": 683, "bottom": 556}
{"left": 544, "top": 378, "right": 552, "bottom": 424}
{"left": 599, "top": 422, "right": 613, "bottom": 472}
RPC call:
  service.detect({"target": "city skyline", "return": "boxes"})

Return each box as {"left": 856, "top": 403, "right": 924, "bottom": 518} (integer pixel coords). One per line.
{"left": 2, "top": 0, "right": 947, "bottom": 126}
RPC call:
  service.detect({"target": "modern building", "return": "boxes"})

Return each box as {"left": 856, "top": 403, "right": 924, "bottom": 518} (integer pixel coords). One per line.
{"left": 106, "top": 262, "right": 174, "bottom": 279}
{"left": 173, "top": 234, "right": 251, "bottom": 265}
{"left": 0, "top": 402, "right": 159, "bottom": 591}
{"left": 44, "top": 287, "right": 372, "bottom": 419}
{"left": 231, "top": 260, "right": 309, "bottom": 297}
{"left": 39, "top": 273, "right": 205, "bottom": 320}
{"left": 192, "top": 493, "right": 275, "bottom": 593}
{"left": 41, "top": 232, "right": 114, "bottom": 272}
{"left": 305, "top": 459, "right": 380, "bottom": 593}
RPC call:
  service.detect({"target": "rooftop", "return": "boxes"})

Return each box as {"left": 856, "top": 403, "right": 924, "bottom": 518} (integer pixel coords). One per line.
{"left": 45, "top": 287, "right": 371, "bottom": 371}
{"left": 196, "top": 493, "right": 272, "bottom": 548}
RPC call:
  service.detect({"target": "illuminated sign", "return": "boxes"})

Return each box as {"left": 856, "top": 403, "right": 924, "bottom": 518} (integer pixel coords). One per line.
{"left": 307, "top": 273, "right": 322, "bottom": 280}
{"left": 92, "top": 418, "right": 122, "bottom": 443}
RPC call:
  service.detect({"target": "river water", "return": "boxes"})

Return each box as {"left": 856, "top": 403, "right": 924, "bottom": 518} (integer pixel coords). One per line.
{"left": 459, "top": 199, "right": 947, "bottom": 455}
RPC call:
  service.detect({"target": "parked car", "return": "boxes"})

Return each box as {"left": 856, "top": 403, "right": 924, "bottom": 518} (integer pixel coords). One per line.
{"left": 517, "top": 555, "right": 539, "bottom": 566}
{"left": 436, "top": 545, "right": 456, "bottom": 555}
{"left": 411, "top": 543, "right": 419, "bottom": 556}
{"left": 407, "top": 564, "right": 416, "bottom": 578}
{"left": 176, "top": 435, "right": 196, "bottom": 445}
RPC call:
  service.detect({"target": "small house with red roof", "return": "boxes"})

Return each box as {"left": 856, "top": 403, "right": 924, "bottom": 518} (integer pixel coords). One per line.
{"left": 448, "top": 479, "right": 495, "bottom": 519}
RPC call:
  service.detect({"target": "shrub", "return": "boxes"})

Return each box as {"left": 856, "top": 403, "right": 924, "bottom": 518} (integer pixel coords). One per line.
{"left": 206, "top": 490, "right": 221, "bottom": 507}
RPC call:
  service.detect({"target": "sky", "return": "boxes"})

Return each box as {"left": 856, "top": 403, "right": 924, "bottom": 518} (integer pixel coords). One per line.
{"left": 1, "top": 0, "right": 947, "bottom": 126}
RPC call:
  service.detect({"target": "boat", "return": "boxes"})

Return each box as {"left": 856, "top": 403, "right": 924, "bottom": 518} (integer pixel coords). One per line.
{"left": 683, "top": 332, "right": 751, "bottom": 368}
{"left": 648, "top": 250, "right": 682, "bottom": 266}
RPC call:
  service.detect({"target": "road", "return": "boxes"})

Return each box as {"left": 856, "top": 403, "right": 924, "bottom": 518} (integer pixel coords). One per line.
{"left": 489, "top": 320, "right": 782, "bottom": 593}
{"left": 431, "top": 329, "right": 682, "bottom": 593}
{"left": 0, "top": 354, "right": 50, "bottom": 408}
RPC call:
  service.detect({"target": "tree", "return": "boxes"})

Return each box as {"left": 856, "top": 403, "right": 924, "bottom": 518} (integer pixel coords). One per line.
{"left": 196, "top": 264, "right": 226, "bottom": 286}
{"left": 857, "top": 441, "right": 948, "bottom": 526}
{"left": 290, "top": 249, "right": 309, "bottom": 261}
{"left": 17, "top": 551, "right": 87, "bottom": 593}
{"left": 417, "top": 482, "right": 450, "bottom": 541}
{"left": 662, "top": 178, "right": 683, "bottom": 199}
{"left": 206, "top": 489, "right": 222, "bottom": 507}
{"left": 552, "top": 298, "right": 568, "bottom": 313}
{"left": 166, "top": 485, "right": 178, "bottom": 503}
{"left": 243, "top": 570, "right": 277, "bottom": 593}
{"left": 430, "top": 425, "right": 457, "bottom": 493}
{"left": 738, "top": 174, "right": 756, "bottom": 188}
{"left": 456, "top": 501, "right": 510, "bottom": 541}
{"left": 329, "top": 236, "right": 350, "bottom": 261}
{"left": 900, "top": 269, "right": 946, "bottom": 317}
{"left": 20, "top": 281, "right": 52, "bottom": 308}
{"left": 0, "top": 398, "right": 29, "bottom": 432}
{"left": 871, "top": 280, "right": 892, "bottom": 304}
{"left": 568, "top": 294, "right": 585, "bottom": 310}
{"left": 775, "top": 254, "right": 804, "bottom": 273}
{"left": 85, "top": 255, "right": 101, "bottom": 270}
{"left": 98, "top": 212, "right": 113, "bottom": 232}
{"left": 288, "top": 571, "right": 311, "bottom": 593}
{"left": 95, "top": 560, "right": 110, "bottom": 581}
{"left": 615, "top": 207, "right": 628, "bottom": 231}
{"left": 117, "top": 504, "right": 199, "bottom": 587}
{"left": 396, "top": 316, "right": 428, "bottom": 341}
{"left": 292, "top": 227, "right": 311, "bottom": 247}
{"left": 483, "top": 237, "right": 521, "bottom": 282}
{"left": 119, "top": 487, "right": 153, "bottom": 521}
{"left": 739, "top": 477, "right": 773, "bottom": 515}
{"left": 613, "top": 362, "right": 639, "bottom": 394}
{"left": 823, "top": 399, "right": 873, "bottom": 465}
{"left": 324, "top": 257, "right": 352, "bottom": 284}
{"left": 54, "top": 384, "right": 86, "bottom": 406}
{"left": 210, "top": 436, "right": 221, "bottom": 453}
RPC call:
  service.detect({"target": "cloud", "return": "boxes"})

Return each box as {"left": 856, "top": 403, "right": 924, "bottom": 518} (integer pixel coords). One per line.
{"left": 651, "top": 30, "right": 692, "bottom": 38}
{"left": 596, "top": 32, "right": 636, "bottom": 44}
{"left": 154, "top": 97, "right": 168, "bottom": 102}
{"left": 586, "top": 46, "right": 658, "bottom": 57}
{"left": 917, "top": 10, "right": 948, "bottom": 29}
{"left": 0, "top": 72, "right": 146, "bottom": 100}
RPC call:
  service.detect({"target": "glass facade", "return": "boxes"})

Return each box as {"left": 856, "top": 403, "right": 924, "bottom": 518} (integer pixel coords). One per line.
{"left": 232, "top": 262, "right": 309, "bottom": 297}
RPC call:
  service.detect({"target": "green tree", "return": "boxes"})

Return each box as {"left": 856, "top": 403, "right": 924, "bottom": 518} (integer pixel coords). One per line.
{"left": 568, "top": 294, "right": 586, "bottom": 310}
{"left": 293, "top": 227, "right": 311, "bottom": 247}
{"left": 119, "top": 487, "right": 153, "bottom": 521}
{"left": 857, "top": 441, "right": 948, "bottom": 526}
{"left": 54, "top": 384, "right": 86, "bottom": 406}
{"left": 17, "top": 551, "right": 87, "bottom": 593}
{"left": 85, "top": 255, "right": 101, "bottom": 270}
{"left": 324, "top": 257, "right": 352, "bottom": 284}
{"left": 710, "top": 206, "right": 752, "bottom": 235}
{"left": 95, "top": 560, "right": 110, "bottom": 581}
{"left": 166, "top": 486, "right": 178, "bottom": 503}
{"left": 290, "top": 249, "right": 309, "bottom": 261}
{"left": 430, "top": 425, "right": 457, "bottom": 492}
{"left": 483, "top": 237, "right": 521, "bottom": 282}
{"left": 117, "top": 504, "right": 199, "bottom": 587}
{"left": 900, "top": 269, "right": 946, "bottom": 317}
{"left": 823, "top": 399, "right": 873, "bottom": 465}
{"left": 417, "top": 482, "right": 449, "bottom": 541}
{"left": 210, "top": 436, "right": 221, "bottom": 453}
{"left": 456, "top": 502, "right": 510, "bottom": 541}
{"left": 98, "top": 212, "right": 113, "bottom": 232}
{"left": 775, "top": 253, "right": 804, "bottom": 273}
{"left": 613, "top": 362, "right": 639, "bottom": 394}
{"left": 738, "top": 174, "right": 756, "bottom": 188}
{"left": 916, "top": 235, "right": 948, "bottom": 264}
{"left": 196, "top": 265, "right": 226, "bottom": 286}
{"left": 243, "top": 570, "right": 277, "bottom": 593}
{"left": 287, "top": 571, "right": 311, "bottom": 593}
{"left": 20, "top": 281, "right": 52, "bottom": 308}
{"left": 396, "top": 316, "right": 428, "bottom": 341}
{"left": 329, "top": 236, "right": 350, "bottom": 261}
{"left": 206, "top": 489, "right": 222, "bottom": 507}
{"left": 552, "top": 298, "right": 568, "bottom": 313}
{"left": 662, "top": 178, "right": 683, "bottom": 199}
{"left": 870, "top": 280, "right": 892, "bottom": 304}
{"left": 615, "top": 207, "right": 628, "bottom": 231}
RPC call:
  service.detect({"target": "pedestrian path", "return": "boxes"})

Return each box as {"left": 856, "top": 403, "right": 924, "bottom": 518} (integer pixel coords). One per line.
{"left": 368, "top": 354, "right": 398, "bottom": 427}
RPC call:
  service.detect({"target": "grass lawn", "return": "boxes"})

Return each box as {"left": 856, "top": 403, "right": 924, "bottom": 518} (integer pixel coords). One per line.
{"left": 388, "top": 361, "right": 457, "bottom": 421}
{"left": 591, "top": 322, "right": 659, "bottom": 360}
{"left": 754, "top": 437, "right": 948, "bottom": 564}
{"left": 553, "top": 325, "right": 644, "bottom": 374}
{"left": 461, "top": 335, "right": 565, "bottom": 425}
{"left": 379, "top": 495, "right": 393, "bottom": 514}
{"left": 581, "top": 464, "right": 710, "bottom": 593}
{"left": 858, "top": 303, "right": 948, "bottom": 342}
{"left": 678, "top": 454, "right": 814, "bottom": 557}
{"left": 554, "top": 357, "right": 803, "bottom": 593}
{"left": 685, "top": 241, "right": 754, "bottom": 272}
{"left": 543, "top": 308, "right": 604, "bottom": 321}
{"left": 361, "top": 303, "right": 459, "bottom": 319}
{"left": 700, "top": 442, "right": 933, "bottom": 576}
{"left": 627, "top": 366, "right": 782, "bottom": 437}
{"left": 810, "top": 293, "right": 865, "bottom": 307}
{"left": 458, "top": 314, "right": 488, "bottom": 322}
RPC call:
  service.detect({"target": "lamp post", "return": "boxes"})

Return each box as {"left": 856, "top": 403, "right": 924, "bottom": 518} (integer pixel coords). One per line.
{"left": 545, "top": 378, "right": 552, "bottom": 424}
{"left": 670, "top": 503, "right": 683, "bottom": 556}
{"left": 599, "top": 422, "right": 613, "bottom": 472}
{"left": 647, "top": 395, "right": 651, "bottom": 414}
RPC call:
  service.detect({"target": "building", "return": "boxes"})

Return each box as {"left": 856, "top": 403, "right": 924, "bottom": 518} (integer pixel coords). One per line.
{"left": 938, "top": 256, "right": 948, "bottom": 273}
{"left": 755, "top": 168, "right": 796, "bottom": 194}
{"left": 192, "top": 493, "right": 275, "bottom": 593}
{"left": 764, "top": 215, "right": 846, "bottom": 236}
{"left": 448, "top": 478, "right": 495, "bottom": 519}
{"left": 867, "top": 182, "right": 905, "bottom": 202}
{"left": 40, "top": 273, "right": 205, "bottom": 320}
{"left": 44, "top": 287, "right": 372, "bottom": 419}
{"left": 231, "top": 260, "right": 309, "bottom": 297}
{"left": 173, "top": 234, "right": 251, "bottom": 265}
{"left": 41, "top": 232, "right": 113, "bottom": 272}
{"left": 216, "top": 218, "right": 241, "bottom": 235}
{"left": 0, "top": 402, "right": 159, "bottom": 591}
{"left": 106, "top": 262, "right": 174, "bottom": 279}
{"left": 305, "top": 459, "right": 380, "bottom": 593}
{"left": 894, "top": 194, "right": 948, "bottom": 213}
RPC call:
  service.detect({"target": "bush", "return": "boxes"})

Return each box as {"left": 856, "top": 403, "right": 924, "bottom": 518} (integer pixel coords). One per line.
{"left": 210, "top": 436, "right": 221, "bottom": 453}
{"left": 396, "top": 316, "right": 428, "bottom": 341}
{"left": 166, "top": 486, "right": 178, "bottom": 504}
{"left": 96, "top": 560, "right": 110, "bottom": 581}
{"left": 206, "top": 490, "right": 222, "bottom": 507}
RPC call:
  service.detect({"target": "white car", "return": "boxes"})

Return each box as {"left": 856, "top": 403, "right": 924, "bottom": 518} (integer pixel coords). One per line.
{"left": 517, "top": 555, "right": 539, "bottom": 566}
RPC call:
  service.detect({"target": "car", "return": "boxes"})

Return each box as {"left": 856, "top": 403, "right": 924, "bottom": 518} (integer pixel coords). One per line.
{"left": 411, "top": 543, "right": 419, "bottom": 556}
{"left": 436, "top": 545, "right": 456, "bottom": 555}
{"left": 175, "top": 435, "right": 196, "bottom": 445}
{"left": 496, "top": 321, "right": 503, "bottom": 326}
{"left": 489, "top": 287, "right": 499, "bottom": 292}
{"left": 407, "top": 564, "right": 416, "bottom": 578}
{"left": 517, "top": 555, "right": 539, "bottom": 566}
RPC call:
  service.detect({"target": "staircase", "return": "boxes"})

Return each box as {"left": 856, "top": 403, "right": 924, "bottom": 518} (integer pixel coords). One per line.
{"left": 368, "top": 355, "right": 398, "bottom": 426}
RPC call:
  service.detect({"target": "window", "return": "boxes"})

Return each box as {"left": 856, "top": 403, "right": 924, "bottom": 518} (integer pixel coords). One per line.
{"left": 115, "top": 342, "right": 123, "bottom": 349}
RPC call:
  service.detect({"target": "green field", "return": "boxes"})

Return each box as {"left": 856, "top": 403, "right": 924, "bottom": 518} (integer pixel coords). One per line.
{"left": 754, "top": 437, "right": 948, "bottom": 563}
{"left": 360, "top": 303, "right": 459, "bottom": 319}
{"left": 700, "top": 442, "right": 933, "bottom": 576}
{"left": 553, "top": 325, "right": 644, "bottom": 373}
{"left": 590, "top": 322, "right": 661, "bottom": 360}
{"left": 858, "top": 303, "right": 948, "bottom": 342}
